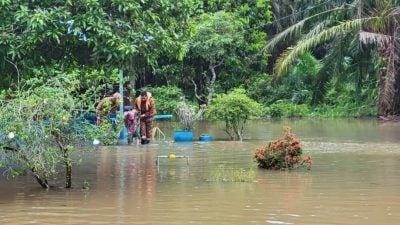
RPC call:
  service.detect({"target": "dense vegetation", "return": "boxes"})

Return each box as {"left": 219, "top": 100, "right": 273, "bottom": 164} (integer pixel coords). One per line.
{"left": 2, "top": 0, "right": 399, "bottom": 119}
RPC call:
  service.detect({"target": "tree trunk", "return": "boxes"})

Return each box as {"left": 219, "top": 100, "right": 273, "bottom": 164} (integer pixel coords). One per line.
{"left": 377, "top": 23, "right": 400, "bottom": 118}
{"left": 233, "top": 123, "right": 242, "bottom": 142}
{"left": 234, "top": 129, "right": 242, "bottom": 142}
{"left": 64, "top": 149, "right": 72, "bottom": 188}
{"left": 31, "top": 170, "right": 49, "bottom": 189}
{"left": 207, "top": 64, "right": 217, "bottom": 106}
{"left": 3, "top": 146, "right": 49, "bottom": 188}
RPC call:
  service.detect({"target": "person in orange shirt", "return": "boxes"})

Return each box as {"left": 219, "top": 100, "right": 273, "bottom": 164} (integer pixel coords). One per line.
{"left": 134, "top": 91, "right": 156, "bottom": 144}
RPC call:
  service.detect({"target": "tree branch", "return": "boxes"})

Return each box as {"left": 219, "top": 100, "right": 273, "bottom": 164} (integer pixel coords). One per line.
{"left": 2, "top": 146, "right": 49, "bottom": 188}
{"left": 191, "top": 79, "right": 204, "bottom": 103}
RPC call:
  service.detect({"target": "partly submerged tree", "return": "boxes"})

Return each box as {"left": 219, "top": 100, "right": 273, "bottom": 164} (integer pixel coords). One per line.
{"left": 175, "top": 97, "right": 206, "bottom": 131}
{"left": 0, "top": 68, "right": 102, "bottom": 189}
{"left": 205, "top": 88, "right": 263, "bottom": 141}
{"left": 265, "top": 0, "right": 400, "bottom": 117}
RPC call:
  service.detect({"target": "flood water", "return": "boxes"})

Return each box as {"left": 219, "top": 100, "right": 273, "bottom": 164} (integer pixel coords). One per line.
{"left": 1, "top": 119, "right": 400, "bottom": 225}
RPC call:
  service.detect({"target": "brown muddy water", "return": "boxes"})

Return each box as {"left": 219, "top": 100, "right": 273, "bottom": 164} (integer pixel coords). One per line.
{"left": 1, "top": 119, "right": 400, "bottom": 225}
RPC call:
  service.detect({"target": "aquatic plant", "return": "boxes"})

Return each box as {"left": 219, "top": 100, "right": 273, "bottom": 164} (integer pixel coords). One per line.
{"left": 209, "top": 165, "right": 255, "bottom": 182}
{"left": 254, "top": 127, "right": 312, "bottom": 170}
{"left": 205, "top": 88, "right": 264, "bottom": 141}
{"left": 175, "top": 97, "right": 205, "bottom": 131}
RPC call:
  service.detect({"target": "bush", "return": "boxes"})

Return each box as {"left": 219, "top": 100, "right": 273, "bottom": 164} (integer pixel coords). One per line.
{"left": 209, "top": 165, "right": 255, "bottom": 182}
{"left": 144, "top": 86, "right": 184, "bottom": 114}
{"left": 175, "top": 98, "right": 205, "bottom": 130}
{"left": 0, "top": 66, "right": 104, "bottom": 188}
{"left": 310, "top": 103, "right": 377, "bottom": 118}
{"left": 254, "top": 127, "right": 312, "bottom": 170}
{"left": 267, "top": 102, "right": 309, "bottom": 118}
{"left": 206, "top": 88, "right": 263, "bottom": 141}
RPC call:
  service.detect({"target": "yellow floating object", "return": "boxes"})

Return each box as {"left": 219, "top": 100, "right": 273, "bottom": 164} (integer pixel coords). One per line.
{"left": 168, "top": 154, "right": 176, "bottom": 159}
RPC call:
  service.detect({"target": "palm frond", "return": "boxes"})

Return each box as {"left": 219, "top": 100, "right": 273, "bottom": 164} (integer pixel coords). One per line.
{"left": 262, "top": 20, "right": 305, "bottom": 53}
{"left": 263, "top": 7, "right": 349, "bottom": 53}
{"left": 303, "top": 19, "right": 331, "bottom": 40}
{"left": 310, "top": 59, "right": 335, "bottom": 105}
{"left": 388, "top": 7, "right": 400, "bottom": 16}
{"left": 359, "top": 31, "right": 392, "bottom": 47}
{"left": 274, "top": 18, "right": 373, "bottom": 76}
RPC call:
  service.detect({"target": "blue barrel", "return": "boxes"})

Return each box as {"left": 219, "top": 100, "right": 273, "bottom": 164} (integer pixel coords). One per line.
{"left": 119, "top": 127, "right": 128, "bottom": 140}
{"left": 174, "top": 130, "right": 193, "bottom": 142}
{"left": 199, "top": 134, "right": 213, "bottom": 142}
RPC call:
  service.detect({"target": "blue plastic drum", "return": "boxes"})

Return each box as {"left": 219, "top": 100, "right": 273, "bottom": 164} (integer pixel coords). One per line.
{"left": 174, "top": 130, "right": 193, "bottom": 142}
{"left": 199, "top": 134, "right": 213, "bottom": 142}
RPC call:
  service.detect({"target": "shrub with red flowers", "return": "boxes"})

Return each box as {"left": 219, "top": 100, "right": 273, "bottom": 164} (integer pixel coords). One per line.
{"left": 254, "top": 127, "right": 312, "bottom": 170}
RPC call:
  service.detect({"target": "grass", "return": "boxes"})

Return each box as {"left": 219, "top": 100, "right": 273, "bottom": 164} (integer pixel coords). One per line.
{"left": 208, "top": 165, "right": 256, "bottom": 182}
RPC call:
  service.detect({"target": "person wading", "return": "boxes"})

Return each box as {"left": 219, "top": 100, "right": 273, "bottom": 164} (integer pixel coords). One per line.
{"left": 123, "top": 109, "right": 140, "bottom": 145}
{"left": 96, "top": 92, "right": 122, "bottom": 125}
{"left": 134, "top": 91, "right": 156, "bottom": 144}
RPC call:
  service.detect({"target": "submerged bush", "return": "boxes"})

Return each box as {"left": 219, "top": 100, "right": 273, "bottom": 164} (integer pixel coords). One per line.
{"left": 206, "top": 88, "right": 263, "bottom": 141}
{"left": 0, "top": 70, "right": 100, "bottom": 189}
{"left": 209, "top": 165, "right": 255, "bottom": 182}
{"left": 254, "top": 127, "right": 312, "bottom": 170}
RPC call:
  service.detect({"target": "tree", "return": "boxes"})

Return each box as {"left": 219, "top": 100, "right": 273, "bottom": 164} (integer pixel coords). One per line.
{"left": 144, "top": 86, "right": 184, "bottom": 114}
{"left": 153, "top": 1, "right": 272, "bottom": 103}
{"left": 265, "top": 0, "right": 400, "bottom": 117}
{"left": 0, "top": 67, "right": 101, "bottom": 189}
{"left": 0, "top": 0, "right": 196, "bottom": 89}
{"left": 247, "top": 52, "right": 321, "bottom": 105}
{"left": 187, "top": 11, "right": 247, "bottom": 105}
{"left": 205, "top": 88, "right": 263, "bottom": 141}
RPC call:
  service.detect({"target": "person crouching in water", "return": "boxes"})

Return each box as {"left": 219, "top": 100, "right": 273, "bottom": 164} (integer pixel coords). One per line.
{"left": 134, "top": 91, "right": 156, "bottom": 144}
{"left": 123, "top": 109, "right": 140, "bottom": 145}
{"left": 96, "top": 92, "right": 122, "bottom": 125}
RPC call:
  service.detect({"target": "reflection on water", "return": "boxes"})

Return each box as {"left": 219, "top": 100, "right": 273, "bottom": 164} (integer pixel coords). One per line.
{"left": 1, "top": 119, "right": 400, "bottom": 225}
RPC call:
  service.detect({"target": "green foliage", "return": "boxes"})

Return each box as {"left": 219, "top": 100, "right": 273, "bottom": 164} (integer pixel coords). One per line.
{"left": 144, "top": 86, "right": 184, "bottom": 114}
{"left": 246, "top": 73, "right": 276, "bottom": 105}
{"left": 267, "top": 102, "right": 309, "bottom": 118}
{"left": 254, "top": 127, "right": 312, "bottom": 170}
{"left": 267, "top": 0, "right": 399, "bottom": 117}
{"left": 189, "top": 11, "right": 245, "bottom": 63}
{"left": 96, "top": 119, "right": 123, "bottom": 146}
{"left": 209, "top": 165, "right": 255, "bottom": 182}
{"left": 309, "top": 71, "right": 378, "bottom": 118}
{"left": 155, "top": 1, "right": 272, "bottom": 104}
{"left": 311, "top": 103, "right": 377, "bottom": 118}
{"left": 0, "top": 66, "right": 103, "bottom": 188}
{"left": 205, "top": 88, "right": 263, "bottom": 141}
{"left": 0, "top": 0, "right": 197, "bottom": 88}
{"left": 248, "top": 53, "right": 321, "bottom": 105}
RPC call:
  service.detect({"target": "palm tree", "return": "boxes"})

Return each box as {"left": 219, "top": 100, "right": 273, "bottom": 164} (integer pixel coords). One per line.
{"left": 266, "top": 0, "right": 400, "bottom": 118}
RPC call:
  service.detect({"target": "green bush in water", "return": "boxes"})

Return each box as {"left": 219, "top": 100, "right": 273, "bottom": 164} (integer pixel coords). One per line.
{"left": 205, "top": 88, "right": 263, "bottom": 141}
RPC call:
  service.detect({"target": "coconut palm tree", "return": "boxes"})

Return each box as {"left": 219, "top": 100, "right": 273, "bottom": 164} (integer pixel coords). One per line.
{"left": 266, "top": 0, "right": 400, "bottom": 118}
